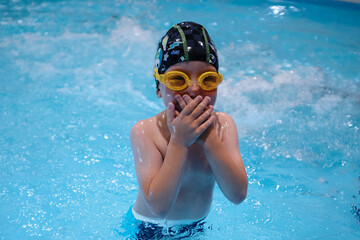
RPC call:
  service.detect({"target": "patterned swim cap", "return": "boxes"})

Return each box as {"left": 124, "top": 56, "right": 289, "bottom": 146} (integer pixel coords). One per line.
{"left": 154, "top": 21, "right": 218, "bottom": 86}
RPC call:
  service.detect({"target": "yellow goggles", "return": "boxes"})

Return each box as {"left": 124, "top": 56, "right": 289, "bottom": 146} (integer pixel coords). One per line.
{"left": 154, "top": 68, "right": 223, "bottom": 91}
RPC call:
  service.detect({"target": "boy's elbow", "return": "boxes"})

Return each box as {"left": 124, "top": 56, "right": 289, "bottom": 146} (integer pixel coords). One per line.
{"left": 150, "top": 206, "right": 169, "bottom": 219}
{"left": 146, "top": 200, "right": 171, "bottom": 219}
{"left": 230, "top": 185, "right": 248, "bottom": 205}
{"left": 144, "top": 193, "right": 170, "bottom": 219}
{"left": 233, "top": 190, "right": 247, "bottom": 205}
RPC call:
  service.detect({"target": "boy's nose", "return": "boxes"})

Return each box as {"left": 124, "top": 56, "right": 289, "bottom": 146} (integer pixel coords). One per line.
{"left": 187, "top": 81, "right": 201, "bottom": 97}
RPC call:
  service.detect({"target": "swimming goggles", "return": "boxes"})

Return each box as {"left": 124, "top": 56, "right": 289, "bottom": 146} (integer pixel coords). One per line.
{"left": 153, "top": 68, "right": 223, "bottom": 91}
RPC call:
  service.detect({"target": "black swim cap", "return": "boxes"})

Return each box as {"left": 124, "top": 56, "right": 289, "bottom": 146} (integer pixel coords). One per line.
{"left": 154, "top": 21, "right": 219, "bottom": 87}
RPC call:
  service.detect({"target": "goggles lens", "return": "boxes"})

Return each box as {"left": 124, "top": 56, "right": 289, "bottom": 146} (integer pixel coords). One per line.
{"left": 154, "top": 69, "right": 222, "bottom": 91}
{"left": 166, "top": 72, "right": 187, "bottom": 89}
{"left": 199, "top": 72, "right": 220, "bottom": 91}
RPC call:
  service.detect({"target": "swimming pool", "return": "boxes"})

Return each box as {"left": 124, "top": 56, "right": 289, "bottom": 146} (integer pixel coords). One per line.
{"left": 0, "top": 0, "right": 359, "bottom": 239}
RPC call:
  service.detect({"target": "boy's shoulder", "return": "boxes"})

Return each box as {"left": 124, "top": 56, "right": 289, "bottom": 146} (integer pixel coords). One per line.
{"left": 213, "top": 111, "right": 238, "bottom": 134}
{"left": 214, "top": 111, "right": 235, "bottom": 123}
{"left": 130, "top": 111, "right": 165, "bottom": 138}
{"left": 131, "top": 116, "right": 156, "bottom": 133}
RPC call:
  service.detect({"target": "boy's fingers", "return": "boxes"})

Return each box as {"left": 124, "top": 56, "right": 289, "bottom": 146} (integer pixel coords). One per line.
{"left": 194, "top": 105, "right": 214, "bottom": 125}
{"left": 181, "top": 95, "right": 203, "bottom": 116}
{"left": 182, "top": 94, "right": 192, "bottom": 105}
{"left": 175, "top": 110, "right": 180, "bottom": 117}
{"left": 197, "top": 115, "right": 215, "bottom": 136}
{"left": 174, "top": 95, "right": 187, "bottom": 110}
{"left": 191, "top": 96, "right": 211, "bottom": 119}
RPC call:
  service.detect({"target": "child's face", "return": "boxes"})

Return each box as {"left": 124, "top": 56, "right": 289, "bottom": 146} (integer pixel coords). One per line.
{"left": 157, "top": 61, "right": 218, "bottom": 112}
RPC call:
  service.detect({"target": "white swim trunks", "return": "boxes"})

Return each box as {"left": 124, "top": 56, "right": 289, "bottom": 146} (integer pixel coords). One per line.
{"left": 131, "top": 207, "right": 205, "bottom": 227}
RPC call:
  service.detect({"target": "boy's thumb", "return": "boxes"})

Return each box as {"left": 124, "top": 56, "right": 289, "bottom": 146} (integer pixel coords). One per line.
{"left": 166, "top": 102, "right": 175, "bottom": 123}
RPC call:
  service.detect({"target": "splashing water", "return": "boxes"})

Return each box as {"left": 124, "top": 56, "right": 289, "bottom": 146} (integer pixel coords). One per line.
{"left": 0, "top": 0, "right": 359, "bottom": 239}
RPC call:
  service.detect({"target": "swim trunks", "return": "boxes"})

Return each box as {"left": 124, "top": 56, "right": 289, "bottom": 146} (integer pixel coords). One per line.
{"left": 130, "top": 207, "right": 207, "bottom": 239}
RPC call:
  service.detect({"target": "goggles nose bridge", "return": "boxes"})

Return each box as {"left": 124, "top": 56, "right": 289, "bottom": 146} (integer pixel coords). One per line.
{"left": 188, "top": 74, "right": 198, "bottom": 83}
{"left": 188, "top": 77, "right": 200, "bottom": 87}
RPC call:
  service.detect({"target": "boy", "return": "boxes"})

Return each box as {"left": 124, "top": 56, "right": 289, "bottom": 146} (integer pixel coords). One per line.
{"left": 130, "top": 21, "right": 247, "bottom": 224}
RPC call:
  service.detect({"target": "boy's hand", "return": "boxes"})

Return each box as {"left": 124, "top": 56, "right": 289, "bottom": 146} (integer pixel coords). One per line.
{"left": 166, "top": 95, "right": 215, "bottom": 147}
{"left": 180, "top": 95, "right": 218, "bottom": 146}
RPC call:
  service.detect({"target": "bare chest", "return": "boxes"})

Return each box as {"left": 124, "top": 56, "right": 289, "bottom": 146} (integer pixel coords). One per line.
{"left": 157, "top": 138, "right": 214, "bottom": 185}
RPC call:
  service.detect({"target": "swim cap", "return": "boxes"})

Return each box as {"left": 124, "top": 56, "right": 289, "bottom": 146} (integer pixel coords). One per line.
{"left": 154, "top": 21, "right": 219, "bottom": 87}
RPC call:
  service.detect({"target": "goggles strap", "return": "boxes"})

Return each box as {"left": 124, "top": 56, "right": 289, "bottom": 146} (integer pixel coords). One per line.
{"left": 174, "top": 25, "right": 189, "bottom": 61}
{"left": 201, "top": 27, "right": 210, "bottom": 63}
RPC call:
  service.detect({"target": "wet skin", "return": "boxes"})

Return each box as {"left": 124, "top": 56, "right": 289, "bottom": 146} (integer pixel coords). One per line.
{"left": 131, "top": 60, "right": 247, "bottom": 221}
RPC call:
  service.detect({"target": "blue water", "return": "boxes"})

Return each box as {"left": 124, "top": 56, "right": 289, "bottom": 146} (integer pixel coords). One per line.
{"left": 0, "top": 0, "right": 359, "bottom": 239}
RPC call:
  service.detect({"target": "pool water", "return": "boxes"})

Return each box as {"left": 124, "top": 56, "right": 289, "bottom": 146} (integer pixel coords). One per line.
{"left": 0, "top": 0, "right": 359, "bottom": 239}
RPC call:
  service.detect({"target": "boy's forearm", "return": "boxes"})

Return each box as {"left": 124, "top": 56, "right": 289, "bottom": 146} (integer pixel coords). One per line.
{"left": 145, "top": 137, "right": 188, "bottom": 218}
{"left": 200, "top": 131, "right": 248, "bottom": 204}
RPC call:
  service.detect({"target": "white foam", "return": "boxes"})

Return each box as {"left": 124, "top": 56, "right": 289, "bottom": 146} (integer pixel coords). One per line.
{"left": 108, "top": 17, "right": 156, "bottom": 50}
{"left": 216, "top": 57, "right": 342, "bottom": 136}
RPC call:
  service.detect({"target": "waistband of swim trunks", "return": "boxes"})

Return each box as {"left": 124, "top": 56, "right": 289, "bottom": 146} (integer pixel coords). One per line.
{"left": 132, "top": 207, "right": 205, "bottom": 227}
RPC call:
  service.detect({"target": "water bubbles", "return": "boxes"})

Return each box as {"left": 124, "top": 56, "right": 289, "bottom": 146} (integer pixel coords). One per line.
{"left": 289, "top": 6, "right": 300, "bottom": 12}
{"left": 269, "top": 6, "right": 286, "bottom": 16}
{"left": 74, "top": 155, "right": 100, "bottom": 165}
{"left": 346, "top": 121, "right": 353, "bottom": 127}
{"left": 283, "top": 63, "right": 292, "bottom": 68}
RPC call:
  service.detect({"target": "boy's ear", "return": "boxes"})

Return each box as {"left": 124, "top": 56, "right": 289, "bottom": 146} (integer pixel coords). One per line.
{"left": 156, "top": 87, "right": 162, "bottom": 98}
